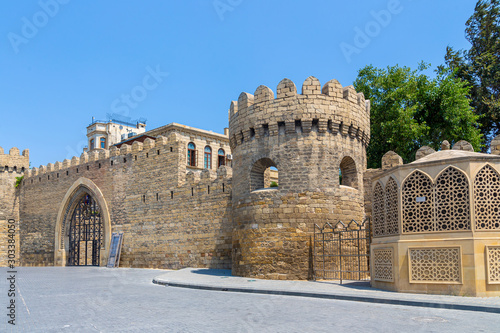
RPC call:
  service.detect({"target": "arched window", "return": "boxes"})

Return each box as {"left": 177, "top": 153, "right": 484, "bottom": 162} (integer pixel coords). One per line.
{"left": 474, "top": 165, "right": 500, "bottom": 230}
{"left": 435, "top": 167, "right": 470, "bottom": 231}
{"left": 385, "top": 177, "right": 399, "bottom": 235}
{"left": 218, "top": 148, "right": 225, "bottom": 167}
{"left": 187, "top": 143, "right": 196, "bottom": 166}
{"left": 204, "top": 146, "right": 212, "bottom": 169}
{"left": 339, "top": 156, "right": 358, "bottom": 189}
{"left": 100, "top": 137, "right": 106, "bottom": 149}
{"left": 90, "top": 139, "right": 95, "bottom": 150}
{"left": 402, "top": 171, "right": 433, "bottom": 233}
{"left": 250, "top": 158, "right": 278, "bottom": 191}
{"left": 373, "top": 182, "right": 385, "bottom": 237}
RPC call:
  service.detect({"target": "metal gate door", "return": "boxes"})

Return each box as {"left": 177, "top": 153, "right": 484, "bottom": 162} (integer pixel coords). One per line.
{"left": 313, "top": 219, "right": 371, "bottom": 283}
{"left": 68, "top": 194, "right": 103, "bottom": 266}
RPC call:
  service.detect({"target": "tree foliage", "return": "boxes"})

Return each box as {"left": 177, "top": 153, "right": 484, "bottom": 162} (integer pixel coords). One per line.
{"left": 354, "top": 63, "right": 483, "bottom": 169}
{"left": 444, "top": 0, "right": 500, "bottom": 148}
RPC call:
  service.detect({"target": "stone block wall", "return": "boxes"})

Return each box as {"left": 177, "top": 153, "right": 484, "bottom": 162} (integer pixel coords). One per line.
{"left": 18, "top": 136, "right": 233, "bottom": 269}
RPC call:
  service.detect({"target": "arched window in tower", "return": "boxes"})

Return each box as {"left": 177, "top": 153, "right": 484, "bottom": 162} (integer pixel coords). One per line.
{"left": 187, "top": 143, "right": 196, "bottom": 166}
{"left": 100, "top": 137, "right": 106, "bottom": 149}
{"left": 90, "top": 139, "right": 95, "bottom": 150}
{"left": 250, "top": 158, "right": 278, "bottom": 191}
{"left": 204, "top": 146, "right": 212, "bottom": 169}
{"left": 339, "top": 156, "right": 358, "bottom": 189}
{"left": 218, "top": 148, "right": 225, "bottom": 167}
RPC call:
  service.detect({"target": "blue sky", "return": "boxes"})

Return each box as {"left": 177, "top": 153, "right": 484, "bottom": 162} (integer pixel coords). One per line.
{"left": 1, "top": 0, "right": 477, "bottom": 168}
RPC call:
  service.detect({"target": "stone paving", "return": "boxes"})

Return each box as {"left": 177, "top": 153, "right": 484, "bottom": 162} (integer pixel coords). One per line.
{"left": 1, "top": 267, "right": 499, "bottom": 332}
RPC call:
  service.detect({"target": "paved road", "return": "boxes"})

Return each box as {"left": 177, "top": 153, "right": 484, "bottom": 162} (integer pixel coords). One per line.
{"left": 1, "top": 267, "right": 498, "bottom": 332}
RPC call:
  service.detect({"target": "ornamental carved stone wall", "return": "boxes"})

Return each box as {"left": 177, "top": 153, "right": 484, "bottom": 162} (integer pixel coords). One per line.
{"left": 486, "top": 246, "right": 500, "bottom": 284}
{"left": 373, "top": 248, "right": 394, "bottom": 282}
{"left": 409, "top": 247, "right": 461, "bottom": 283}
{"left": 402, "top": 171, "right": 434, "bottom": 233}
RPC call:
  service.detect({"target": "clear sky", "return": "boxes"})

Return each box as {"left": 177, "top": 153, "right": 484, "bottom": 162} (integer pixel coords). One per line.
{"left": 1, "top": 0, "right": 477, "bottom": 168}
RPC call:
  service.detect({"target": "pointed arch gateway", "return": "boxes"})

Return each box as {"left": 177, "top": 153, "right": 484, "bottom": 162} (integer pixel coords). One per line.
{"left": 54, "top": 178, "right": 111, "bottom": 266}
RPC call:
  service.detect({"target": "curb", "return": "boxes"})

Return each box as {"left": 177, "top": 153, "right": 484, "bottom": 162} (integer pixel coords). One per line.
{"left": 152, "top": 278, "right": 500, "bottom": 314}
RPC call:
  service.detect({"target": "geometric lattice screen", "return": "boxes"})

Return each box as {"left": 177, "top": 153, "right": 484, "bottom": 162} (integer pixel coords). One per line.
{"left": 435, "top": 167, "right": 470, "bottom": 231}
{"left": 373, "top": 248, "right": 394, "bottom": 282}
{"left": 474, "top": 165, "right": 500, "bottom": 230}
{"left": 402, "top": 171, "right": 434, "bottom": 233}
{"left": 385, "top": 177, "right": 399, "bottom": 235}
{"left": 373, "top": 177, "right": 399, "bottom": 237}
{"left": 486, "top": 246, "right": 500, "bottom": 284}
{"left": 409, "top": 247, "right": 461, "bottom": 283}
{"left": 373, "top": 182, "right": 385, "bottom": 237}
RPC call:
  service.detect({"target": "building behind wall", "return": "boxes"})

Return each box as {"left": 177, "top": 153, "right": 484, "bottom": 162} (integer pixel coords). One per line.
{"left": 86, "top": 117, "right": 147, "bottom": 151}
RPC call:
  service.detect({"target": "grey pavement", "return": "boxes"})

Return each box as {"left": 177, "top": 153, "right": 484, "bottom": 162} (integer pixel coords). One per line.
{"left": 1, "top": 267, "right": 499, "bottom": 333}
{"left": 154, "top": 268, "right": 500, "bottom": 313}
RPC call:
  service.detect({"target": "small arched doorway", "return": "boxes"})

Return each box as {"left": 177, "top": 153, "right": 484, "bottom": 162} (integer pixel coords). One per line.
{"left": 67, "top": 193, "right": 103, "bottom": 266}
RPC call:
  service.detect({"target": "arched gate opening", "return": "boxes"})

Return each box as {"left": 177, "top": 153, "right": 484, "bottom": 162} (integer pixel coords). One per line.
{"left": 68, "top": 193, "right": 103, "bottom": 266}
{"left": 55, "top": 177, "right": 111, "bottom": 267}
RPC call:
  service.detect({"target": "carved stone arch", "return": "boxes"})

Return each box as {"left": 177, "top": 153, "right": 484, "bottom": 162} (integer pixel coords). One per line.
{"left": 434, "top": 166, "right": 471, "bottom": 231}
{"left": 247, "top": 153, "right": 280, "bottom": 173}
{"left": 385, "top": 176, "right": 399, "bottom": 235}
{"left": 402, "top": 170, "right": 434, "bottom": 233}
{"left": 372, "top": 181, "right": 385, "bottom": 237}
{"left": 474, "top": 164, "right": 500, "bottom": 230}
{"left": 54, "top": 177, "right": 111, "bottom": 266}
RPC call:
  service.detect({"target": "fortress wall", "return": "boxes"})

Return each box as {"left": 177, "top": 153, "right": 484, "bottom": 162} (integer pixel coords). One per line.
{"left": 0, "top": 147, "right": 29, "bottom": 266}
{"left": 18, "top": 136, "right": 233, "bottom": 269}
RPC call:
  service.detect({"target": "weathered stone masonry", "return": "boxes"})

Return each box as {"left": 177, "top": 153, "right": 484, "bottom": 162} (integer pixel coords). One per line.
{"left": 19, "top": 134, "right": 233, "bottom": 269}
{"left": 3, "top": 76, "right": 371, "bottom": 281}
{"left": 0, "top": 147, "right": 29, "bottom": 266}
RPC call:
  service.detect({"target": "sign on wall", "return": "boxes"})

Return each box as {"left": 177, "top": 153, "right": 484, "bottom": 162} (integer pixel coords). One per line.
{"left": 107, "top": 232, "right": 124, "bottom": 268}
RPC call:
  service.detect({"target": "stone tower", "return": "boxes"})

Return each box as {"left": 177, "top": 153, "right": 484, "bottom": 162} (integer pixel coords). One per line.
{"left": 0, "top": 147, "right": 29, "bottom": 266}
{"left": 229, "top": 76, "right": 370, "bottom": 279}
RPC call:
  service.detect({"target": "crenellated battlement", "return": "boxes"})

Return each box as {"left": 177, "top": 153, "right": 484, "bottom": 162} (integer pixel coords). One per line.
{"left": 228, "top": 76, "right": 370, "bottom": 150}
{"left": 24, "top": 135, "right": 177, "bottom": 180}
{"left": 0, "top": 146, "right": 29, "bottom": 173}
{"left": 22, "top": 134, "right": 233, "bottom": 193}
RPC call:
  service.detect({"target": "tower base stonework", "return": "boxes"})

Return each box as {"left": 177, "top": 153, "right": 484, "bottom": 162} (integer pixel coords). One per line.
{"left": 232, "top": 190, "right": 363, "bottom": 279}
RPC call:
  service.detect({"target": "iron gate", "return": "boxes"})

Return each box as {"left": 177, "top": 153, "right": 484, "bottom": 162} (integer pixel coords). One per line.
{"left": 313, "top": 219, "right": 371, "bottom": 283}
{"left": 68, "top": 194, "right": 103, "bottom": 266}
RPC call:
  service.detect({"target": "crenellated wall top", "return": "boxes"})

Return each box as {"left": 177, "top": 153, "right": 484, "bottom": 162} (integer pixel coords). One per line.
{"left": 0, "top": 146, "right": 30, "bottom": 173}
{"left": 228, "top": 76, "right": 371, "bottom": 149}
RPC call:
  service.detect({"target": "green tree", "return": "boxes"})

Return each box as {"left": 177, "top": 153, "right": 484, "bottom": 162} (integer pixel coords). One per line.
{"left": 354, "top": 63, "right": 482, "bottom": 169}
{"left": 444, "top": 0, "right": 500, "bottom": 149}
